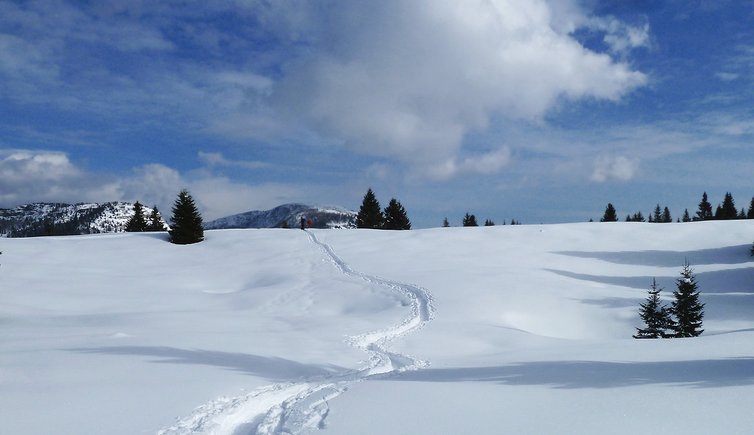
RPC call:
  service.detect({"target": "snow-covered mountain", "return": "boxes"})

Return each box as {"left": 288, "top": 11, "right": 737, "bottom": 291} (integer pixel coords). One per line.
{"left": 0, "top": 202, "right": 162, "bottom": 237}
{"left": 204, "top": 203, "right": 357, "bottom": 229}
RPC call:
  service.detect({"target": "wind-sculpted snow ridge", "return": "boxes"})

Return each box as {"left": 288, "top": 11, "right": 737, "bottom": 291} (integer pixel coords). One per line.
{"left": 158, "top": 230, "right": 435, "bottom": 435}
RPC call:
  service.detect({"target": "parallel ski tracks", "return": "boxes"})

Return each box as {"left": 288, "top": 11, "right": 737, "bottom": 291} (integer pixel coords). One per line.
{"left": 158, "top": 231, "right": 435, "bottom": 434}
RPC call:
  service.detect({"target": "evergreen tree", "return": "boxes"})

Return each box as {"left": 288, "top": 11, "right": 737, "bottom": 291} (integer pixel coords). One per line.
{"left": 670, "top": 261, "right": 705, "bottom": 337}
{"left": 633, "top": 278, "right": 673, "bottom": 339}
{"left": 695, "top": 192, "right": 713, "bottom": 221}
{"left": 442, "top": 217, "right": 450, "bottom": 227}
{"left": 484, "top": 219, "right": 495, "bottom": 226}
{"left": 462, "top": 213, "right": 478, "bottom": 227}
{"left": 383, "top": 198, "right": 411, "bottom": 230}
{"left": 738, "top": 208, "right": 747, "bottom": 219}
{"left": 747, "top": 197, "right": 754, "bottom": 219}
{"left": 146, "top": 206, "right": 165, "bottom": 232}
{"left": 356, "top": 188, "right": 384, "bottom": 229}
{"left": 652, "top": 204, "right": 662, "bottom": 223}
{"left": 169, "top": 190, "right": 204, "bottom": 244}
{"left": 601, "top": 203, "right": 618, "bottom": 222}
{"left": 718, "top": 192, "right": 737, "bottom": 220}
{"left": 125, "top": 201, "right": 148, "bottom": 232}
{"left": 662, "top": 207, "right": 672, "bottom": 223}
{"left": 682, "top": 209, "right": 691, "bottom": 222}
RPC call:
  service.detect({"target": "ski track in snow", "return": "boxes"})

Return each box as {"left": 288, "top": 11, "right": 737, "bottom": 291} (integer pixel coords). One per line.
{"left": 158, "top": 230, "right": 435, "bottom": 435}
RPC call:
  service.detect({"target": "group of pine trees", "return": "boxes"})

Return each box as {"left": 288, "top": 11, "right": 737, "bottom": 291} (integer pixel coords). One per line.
{"left": 634, "top": 261, "right": 705, "bottom": 339}
{"left": 356, "top": 188, "right": 411, "bottom": 230}
{"left": 126, "top": 189, "right": 205, "bottom": 245}
{"left": 602, "top": 191, "right": 754, "bottom": 223}
{"left": 444, "top": 214, "right": 520, "bottom": 227}
{"left": 125, "top": 202, "right": 166, "bottom": 232}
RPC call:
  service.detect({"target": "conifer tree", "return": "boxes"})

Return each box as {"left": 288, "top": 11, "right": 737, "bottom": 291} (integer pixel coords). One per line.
{"left": 718, "top": 192, "right": 737, "bottom": 220}
{"left": 383, "top": 198, "right": 411, "bottom": 230}
{"left": 484, "top": 219, "right": 495, "bottom": 226}
{"left": 442, "top": 217, "right": 450, "bottom": 227}
{"left": 125, "top": 201, "right": 148, "bottom": 232}
{"left": 146, "top": 206, "right": 165, "bottom": 232}
{"left": 462, "top": 213, "right": 478, "bottom": 227}
{"left": 682, "top": 209, "right": 691, "bottom": 222}
{"left": 169, "top": 190, "right": 204, "bottom": 244}
{"left": 356, "top": 188, "right": 384, "bottom": 229}
{"left": 747, "top": 197, "right": 754, "bottom": 219}
{"left": 670, "top": 261, "right": 705, "bottom": 337}
{"left": 634, "top": 278, "right": 673, "bottom": 339}
{"left": 601, "top": 203, "right": 618, "bottom": 222}
{"left": 662, "top": 207, "right": 672, "bottom": 223}
{"left": 652, "top": 204, "right": 662, "bottom": 223}
{"left": 695, "top": 192, "right": 713, "bottom": 221}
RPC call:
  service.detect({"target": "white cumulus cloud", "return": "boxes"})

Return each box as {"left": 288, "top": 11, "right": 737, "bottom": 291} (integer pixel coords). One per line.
{"left": 265, "top": 0, "right": 647, "bottom": 173}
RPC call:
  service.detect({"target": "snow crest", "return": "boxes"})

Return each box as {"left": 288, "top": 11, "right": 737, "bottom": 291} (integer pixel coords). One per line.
{"left": 158, "top": 230, "right": 435, "bottom": 434}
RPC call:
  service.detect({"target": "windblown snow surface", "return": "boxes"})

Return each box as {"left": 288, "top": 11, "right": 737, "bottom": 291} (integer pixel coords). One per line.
{"left": 3, "top": 221, "right": 754, "bottom": 434}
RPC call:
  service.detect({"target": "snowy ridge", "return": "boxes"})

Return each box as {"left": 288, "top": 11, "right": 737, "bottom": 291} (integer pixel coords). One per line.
{"left": 204, "top": 204, "right": 357, "bottom": 230}
{"left": 0, "top": 201, "right": 162, "bottom": 236}
{"left": 158, "top": 230, "right": 435, "bottom": 434}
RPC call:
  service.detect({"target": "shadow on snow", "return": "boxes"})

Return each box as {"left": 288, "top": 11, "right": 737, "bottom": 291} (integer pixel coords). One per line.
{"left": 68, "top": 346, "right": 345, "bottom": 381}
{"left": 390, "top": 357, "right": 754, "bottom": 389}
{"left": 553, "top": 244, "right": 753, "bottom": 268}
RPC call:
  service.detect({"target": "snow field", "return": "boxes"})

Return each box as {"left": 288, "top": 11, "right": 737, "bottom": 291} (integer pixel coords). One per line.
{"left": 2, "top": 220, "right": 754, "bottom": 434}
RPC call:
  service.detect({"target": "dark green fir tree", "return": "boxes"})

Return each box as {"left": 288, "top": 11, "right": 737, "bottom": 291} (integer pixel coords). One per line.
{"left": 169, "top": 190, "right": 204, "bottom": 244}
{"left": 383, "top": 198, "right": 411, "bottom": 230}
{"left": 633, "top": 278, "right": 673, "bottom": 339}
{"left": 484, "top": 219, "right": 495, "bottom": 226}
{"left": 146, "top": 206, "right": 165, "bottom": 232}
{"left": 747, "top": 197, "right": 754, "bottom": 219}
{"left": 125, "top": 201, "right": 148, "bottom": 232}
{"left": 682, "top": 209, "right": 691, "bottom": 222}
{"left": 462, "top": 213, "right": 478, "bottom": 227}
{"left": 601, "top": 203, "right": 618, "bottom": 222}
{"left": 670, "top": 261, "right": 705, "bottom": 337}
{"left": 695, "top": 192, "right": 713, "bottom": 221}
{"left": 356, "top": 188, "right": 384, "bottom": 229}
{"left": 717, "top": 192, "right": 737, "bottom": 220}
{"left": 442, "top": 217, "right": 450, "bottom": 228}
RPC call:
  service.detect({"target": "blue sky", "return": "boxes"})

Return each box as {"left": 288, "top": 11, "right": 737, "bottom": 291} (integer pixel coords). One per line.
{"left": 1, "top": 0, "right": 753, "bottom": 227}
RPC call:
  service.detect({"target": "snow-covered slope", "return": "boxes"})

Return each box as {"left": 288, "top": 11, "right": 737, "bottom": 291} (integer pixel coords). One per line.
{"left": 204, "top": 203, "right": 357, "bottom": 229}
{"left": 0, "top": 202, "right": 163, "bottom": 237}
{"left": 2, "top": 221, "right": 754, "bottom": 434}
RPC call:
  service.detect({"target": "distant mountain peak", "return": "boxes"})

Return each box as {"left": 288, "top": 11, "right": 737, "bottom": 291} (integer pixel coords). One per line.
{"left": 204, "top": 203, "right": 356, "bottom": 230}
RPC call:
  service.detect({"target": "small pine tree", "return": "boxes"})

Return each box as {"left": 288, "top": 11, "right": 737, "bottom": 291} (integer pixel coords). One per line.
{"left": 169, "top": 190, "right": 204, "bottom": 244}
{"left": 670, "top": 261, "right": 705, "bottom": 337}
{"left": 125, "top": 201, "right": 148, "bottom": 232}
{"left": 601, "top": 203, "right": 618, "bottom": 222}
{"left": 356, "top": 188, "right": 384, "bottom": 229}
{"left": 718, "top": 192, "right": 737, "bottom": 220}
{"left": 695, "top": 192, "right": 713, "bottom": 221}
{"left": 747, "top": 197, "right": 754, "bottom": 219}
{"left": 383, "top": 198, "right": 411, "bottom": 230}
{"left": 146, "top": 206, "right": 165, "bottom": 232}
{"left": 442, "top": 217, "right": 450, "bottom": 227}
{"left": 462, "top": 213, "right": 478, "bottom": 227}
{"left": 682, "top": 209, "right": 691, "bottom": 222}
{"left": 662, "top": 207, "right": 672, "bottom": 223}
{"left": 484, "top": 219, "right": 495, "bottom": 226}
{"left": 634, "top": 278, "right": 673, "bottom": 339}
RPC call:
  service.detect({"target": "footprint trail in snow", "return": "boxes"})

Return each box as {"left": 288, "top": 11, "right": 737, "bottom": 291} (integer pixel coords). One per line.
{"left": 158, "top": 230, "right": 435, "bottom": 435}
